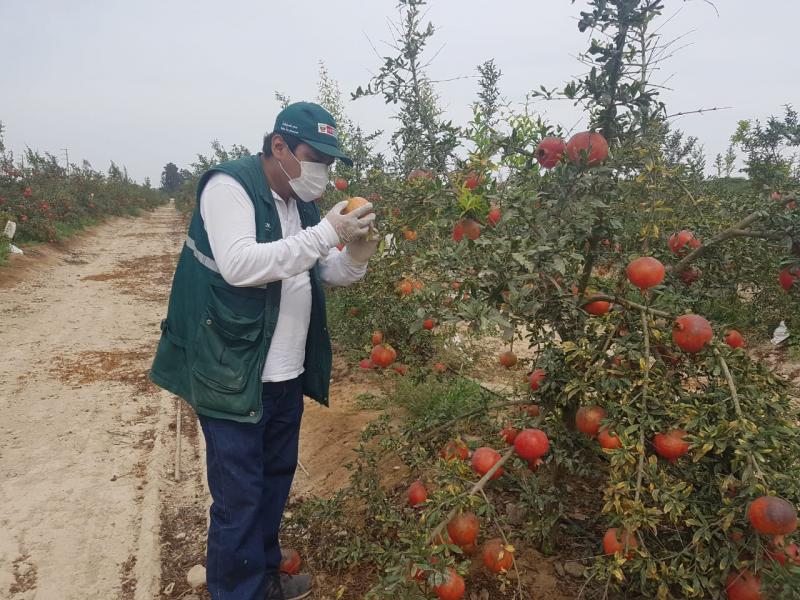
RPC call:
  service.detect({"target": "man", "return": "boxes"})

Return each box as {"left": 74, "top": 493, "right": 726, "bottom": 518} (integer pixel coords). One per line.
{"left": 149, "top": 102, "right": 378, "bottom": 600}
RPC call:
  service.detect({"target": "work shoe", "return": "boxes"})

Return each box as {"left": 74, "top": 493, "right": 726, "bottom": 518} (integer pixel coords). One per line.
{"left": 265, "top": 572, "right": 312, "bottom": 600}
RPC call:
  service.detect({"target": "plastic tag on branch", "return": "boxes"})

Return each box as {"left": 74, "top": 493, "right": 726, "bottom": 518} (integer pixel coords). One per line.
{"left": 771, "top": 321, "right": 790, "bottom": 345}
{"left": 4, "top": 220, "right": 16, "bottom": 239}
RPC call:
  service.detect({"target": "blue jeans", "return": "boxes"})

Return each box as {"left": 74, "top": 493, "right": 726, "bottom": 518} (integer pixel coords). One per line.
{"left": 199, "top": 378, "right": 304, "bottom": 600}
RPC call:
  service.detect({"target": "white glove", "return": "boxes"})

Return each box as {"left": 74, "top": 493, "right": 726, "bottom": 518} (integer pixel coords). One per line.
{"left": 324, "top": 200, "right": 376, "bottom": 245}
{"left": 346, "top": 232, "right": 380, "bottom": 265}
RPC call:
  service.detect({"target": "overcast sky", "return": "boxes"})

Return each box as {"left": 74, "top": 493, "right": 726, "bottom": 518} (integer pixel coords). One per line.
{"left": 1, "top": 1, "right": 797, "bottom": 184}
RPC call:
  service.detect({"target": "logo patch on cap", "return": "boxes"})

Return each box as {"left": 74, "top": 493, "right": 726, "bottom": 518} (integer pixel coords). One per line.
{"left": 318, "top": 123, "right": 337, "bottom": 137}
{"left": 279, "top": 121, "right": 300, "bottom": 134}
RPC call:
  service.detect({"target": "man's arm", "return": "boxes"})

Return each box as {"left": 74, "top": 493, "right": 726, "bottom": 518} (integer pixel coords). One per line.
{"left": 318, "top": 247, "right": 368, "bottom": 287}
{"left": 200, "top": 174, "right": 339, "bottom": 287}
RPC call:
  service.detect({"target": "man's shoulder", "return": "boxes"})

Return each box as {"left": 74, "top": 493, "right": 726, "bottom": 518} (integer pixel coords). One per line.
{"left": 204, "top": 172, "right": 243, "bottom": 190}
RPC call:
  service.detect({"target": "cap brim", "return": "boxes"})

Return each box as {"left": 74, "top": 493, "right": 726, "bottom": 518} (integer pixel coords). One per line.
{"left": 303, "top": 139, "right": 353, "bottom": 167}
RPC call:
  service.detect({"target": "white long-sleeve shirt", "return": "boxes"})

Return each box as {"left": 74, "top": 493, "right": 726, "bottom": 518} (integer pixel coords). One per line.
{"left": 200, "top": 173, "right": 366, "bottom": 382}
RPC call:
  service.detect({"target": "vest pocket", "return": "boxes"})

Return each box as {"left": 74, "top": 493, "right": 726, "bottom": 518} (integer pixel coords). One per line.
{"left": 191, "top": 290, "right": 265, "bottom": 415}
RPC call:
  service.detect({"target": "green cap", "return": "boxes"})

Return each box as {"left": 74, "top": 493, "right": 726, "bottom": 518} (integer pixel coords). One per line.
{"left": 273, "top": 101, "right": 353, "bottom": 166}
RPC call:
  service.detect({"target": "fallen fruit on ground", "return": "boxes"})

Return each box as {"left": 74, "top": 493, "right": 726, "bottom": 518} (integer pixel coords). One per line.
{"left": 779, "top": 266, "right": 799, "bottom": 291}
{"left": 370, "top": 343, "right": 397, "bottom": 368}
{"left": 407, "top": 480, "right": 427, "bottom": 507}
{"left": 725, "top": 329, "right": 745, "bottom": 349}
{"left": 481, "top": 538, "right": 514, "bottom": 573}
{"left": 279, "top": 548, "right": 301, "bottom": 575}
{"left": 397, "top": 279, "right": 414, "bottom": 296}
{"left": 440, "top": 439, "right": 469, "bottom": 461}
{"left": 434, "top": 567, "right": 465, "bottom": 600}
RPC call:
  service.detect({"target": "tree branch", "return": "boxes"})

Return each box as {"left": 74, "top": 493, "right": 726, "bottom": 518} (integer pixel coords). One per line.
{"left": 582, "top": 294, "right": 673, "bottom": 319}
{"left": 426, "top": 448, "right": 515, "bottom": 544}
{"left": 634, "top": 309, "right": 651, "bottom": 506}
{"left": 672, "top": 195, "right": 796, "bottom": 274}
{"left": 713, "top": 349, "right": 767, "bottom": 485}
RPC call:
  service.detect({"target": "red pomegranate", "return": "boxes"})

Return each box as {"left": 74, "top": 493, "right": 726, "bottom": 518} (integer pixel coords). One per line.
{"left": 766, "top": 541, "right": 800, "bottom": 566}
{"left": 471, "top": 447, "right": 504, "bottom": 480}
{"left": 725, "top": 571, "right": 763, "bottom": 600}
{"left": 626, "top": 257, "right": 665, "bottom": 290}
{"left": 535, "top": 137, "right": 566, "bottom": 169}
{"left": 500, "top": 427, "right": 518, "bottom": 445}
{"left": 584, "top": 299, "right": 611, "bottom": 316}
{"left": 672, "top": 314, "right": 713, "bottom": 353}
{"left": 371, "top": 330, "right": 384, "bottom": 346}
{"left": 513, "top": 428, "right": 550, "bottom": 460}
{"left": 680, "top": 266, "right": 702, "bottom": 285}
{"left": 519, "top": 403, "right": 541, "bottom": 417}
{"left": 597, "top": 427, "right": 622, "bottom": 450}
{"left": 724, "top": 330, "right": 745, "bottom": 349}
{"left": 487, "top": 206, "right": 501, "bottom": 225}
{"left": 279, "top": 548, "right": 301, "bottom": 575}
{"left": 747, "top": 496, "right": 797, "bottom": 536}
{"left": 358, "top": 358, "right": 374, "bottom": 369}
{"left": 440, "top": 439, "right": 469, "bottom": 461}
{"left": 499, "top": 351, "right": 517, "bottom": 368}
{"left": 371, "top": 344, "right": 397, "bottom": 368}
{"left": 576, "top": 406, "right": 607, "bottom": 437}
{"left": 668, "top": 230, "right": 701, "bottom": 256}
{"left": 602, "top": 528, "right": 638, "bottom": 557}
{"left": 434, "top": 567, "right": 465, "bottom": 600}
{"left": 653, "top": 429, "right": 690, "bottom": 462}
{"left": 452, "top": 218, "right": 481, "bottom": 242}
{"left": 397, "top": 279, "right": 414, "bottom": 297}
{"left": 779, "top": 266, "right": 799, "bottom": 292}
{"left": 566, "top": 131, "right": 609, "bottom": 166}
{"left": 482, "top": 538, "right": 514, "bottom": 573}
{"left": 528, "top": 368, "right": 546, "bottom": 391}
{"left": 447, "top": 512, "right": 479, "bottom": 547}
{"left": 407, "top": 480, "right": 428, "bottom": 507}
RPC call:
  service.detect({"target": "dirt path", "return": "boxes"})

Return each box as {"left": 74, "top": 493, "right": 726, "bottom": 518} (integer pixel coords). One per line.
{"left": 0, "top": 203, "right": 379, "bottom": 600}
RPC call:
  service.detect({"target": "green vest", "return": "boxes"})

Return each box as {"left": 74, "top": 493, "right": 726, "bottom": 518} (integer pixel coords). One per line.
{"left": 149, "top": 154, "right": 333, "bottom": 423}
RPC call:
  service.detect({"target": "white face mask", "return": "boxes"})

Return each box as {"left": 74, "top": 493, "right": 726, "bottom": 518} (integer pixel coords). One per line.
{"left": 278, "top": 149, "right": 330, "bottom": 202}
